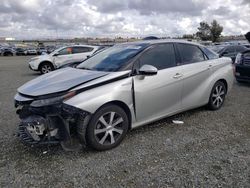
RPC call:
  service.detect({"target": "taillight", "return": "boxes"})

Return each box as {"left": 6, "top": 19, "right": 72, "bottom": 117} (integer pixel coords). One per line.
{"left": 235, "top": 53, "right": 242, "bottom": 64}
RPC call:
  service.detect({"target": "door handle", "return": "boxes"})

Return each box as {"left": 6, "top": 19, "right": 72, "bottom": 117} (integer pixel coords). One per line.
{"left": 208, "top": 64, "right": 213, "bottom": 69}
{"left": 173, "top": 73, "right": 183, "bottom": 79}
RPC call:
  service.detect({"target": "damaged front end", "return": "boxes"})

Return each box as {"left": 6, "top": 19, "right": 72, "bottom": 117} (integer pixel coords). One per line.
{"left": 14, "top": 91, "right": 90, "bottom": 151}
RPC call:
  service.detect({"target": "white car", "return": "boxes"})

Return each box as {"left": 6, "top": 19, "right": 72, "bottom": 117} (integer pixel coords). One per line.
{"left": 24, "top": 49, "right": 38, "bottom": 55}
{"left": 28, "top": 45, "right": 99, "bottom": 74}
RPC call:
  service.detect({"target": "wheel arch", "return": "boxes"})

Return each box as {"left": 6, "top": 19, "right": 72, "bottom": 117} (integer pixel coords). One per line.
{"left": 94, "top": 100, "right": 132, "bottom": 130}
{"left": 217, "top": 79, "right": 228, "bottom": 93}
{"left": 38, "top": 60, "right": 54, "bottom": 70}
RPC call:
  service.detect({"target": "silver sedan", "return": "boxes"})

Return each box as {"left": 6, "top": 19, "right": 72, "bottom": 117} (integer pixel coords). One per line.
{"left": 15, "top": 40, "right": 234, "bottom": 151}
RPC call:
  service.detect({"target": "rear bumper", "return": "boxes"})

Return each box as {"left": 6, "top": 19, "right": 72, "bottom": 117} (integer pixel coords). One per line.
{"left": 235, "top": 75, "right": 250, "bottom": 82}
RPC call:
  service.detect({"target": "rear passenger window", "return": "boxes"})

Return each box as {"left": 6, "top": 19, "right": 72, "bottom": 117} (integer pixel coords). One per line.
{"left": 177, "top": 43, "right": 205, "bottom": 64}
{"left": 139, "top": 43, "right": 176, "bottom": 70}
{"left": 72, "top": 47, "right": 94, "bottom": 54}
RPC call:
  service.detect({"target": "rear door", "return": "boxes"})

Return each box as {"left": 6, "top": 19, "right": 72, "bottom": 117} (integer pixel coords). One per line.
{"left": 133, "top": 43, "right": 183, "bottom": 122}
{"left": 176, "top": 43, "right": 211, "bottom": 109}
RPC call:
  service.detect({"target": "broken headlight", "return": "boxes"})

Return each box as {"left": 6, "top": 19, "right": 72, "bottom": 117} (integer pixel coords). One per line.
{"left": 30, "top": 91, "right": 76, "bottom": 107}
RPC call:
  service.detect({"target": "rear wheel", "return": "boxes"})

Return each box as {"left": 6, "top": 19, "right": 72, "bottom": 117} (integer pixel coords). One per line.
{"left": 208, "top": 81, "right": 227, "bottom": 110}
{"left": 86, "top": 105, "right": 129, "bottom": 151}
{"left": 39, "top": 62, "right": 54, "bottom": 74}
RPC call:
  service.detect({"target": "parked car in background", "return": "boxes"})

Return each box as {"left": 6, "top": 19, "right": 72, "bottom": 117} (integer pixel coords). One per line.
{"left": 218, "top": 45, "right": 248, "bottom": 62}
{"left": 207, "top": 45, "right": 227, "bottom": 53}
{"left": 234, "top": 50, "right": 250, "bottom": 83}
{"left": 46, "top": 46, "right": 56, "bottom": 53}
{"left": 37, "top": 47, "right": 48, "bottom": 55}
{"left": 15, "top": 40, "right": 234, "bottom": 151}
{"left": 24, "top": 49, "right": 38, "bottom": 55}
{"left": 58, "top": 46, "right": 110, "bottom": 69}
{"left": 28, "top": 45, "right": 100, "bottom": 74}
{"left": 0, "top": 47, "right": 15, "bottom": 56}
{"left": 15, "top": 48, "right": 26, "bottom": 56}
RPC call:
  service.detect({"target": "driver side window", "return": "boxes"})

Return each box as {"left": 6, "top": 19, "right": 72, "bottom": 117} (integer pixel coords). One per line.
{"left": 58, "top": 47, "right": 72, "bottom": 55}
{"left": 139, "top": 43, "right": 176, "bottom": 70}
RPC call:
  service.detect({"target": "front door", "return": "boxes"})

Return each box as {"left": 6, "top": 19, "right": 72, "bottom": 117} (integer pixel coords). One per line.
{"left": 133, "top": 43, "right": 183, "bottom": 123}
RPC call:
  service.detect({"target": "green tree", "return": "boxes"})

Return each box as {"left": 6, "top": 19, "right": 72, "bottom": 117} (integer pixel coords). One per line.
{"left": 210, "top": 20, "right": 223, "bottom": 42}
{"left": 182, "top": 34, "right": 194, "bottom": 39}
{"left": 196, "top": 22, "right": 211, "bottom": 41}
{"left": 196, "top": 20, "right": 223, "bottom": 42}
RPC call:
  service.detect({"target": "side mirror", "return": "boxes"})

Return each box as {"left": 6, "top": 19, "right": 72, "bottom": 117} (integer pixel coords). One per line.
{"left": 139, "top": 64, "right": 158, "bottom": 76}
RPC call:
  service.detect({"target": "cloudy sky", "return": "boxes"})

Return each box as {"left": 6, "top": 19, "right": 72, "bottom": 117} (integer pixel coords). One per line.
{"left": 0, "top": 0, "right": 249, "bottom": 39}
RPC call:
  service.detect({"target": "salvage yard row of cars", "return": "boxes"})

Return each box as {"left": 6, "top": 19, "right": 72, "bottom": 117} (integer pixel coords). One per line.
{"left": 15, "top": 39, "right": 237, "bottom": 151}
{"left": 0, "top": 46, "right": 55, "bottom": 56}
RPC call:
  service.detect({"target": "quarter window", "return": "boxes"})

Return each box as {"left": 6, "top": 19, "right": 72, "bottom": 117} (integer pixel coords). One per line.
{"left": 139, "top": 44, "right": 176, "bottom": 70}
{"left": 201, "top": 46, "right": 219, "bottom": 59}
{"left": 177, "top": 43, "right": 205, "bottom": 64}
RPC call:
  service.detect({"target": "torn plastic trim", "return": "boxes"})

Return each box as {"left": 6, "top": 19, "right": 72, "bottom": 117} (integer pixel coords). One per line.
{"left": 17, "top": 102, "right": 91, "bottom": 148}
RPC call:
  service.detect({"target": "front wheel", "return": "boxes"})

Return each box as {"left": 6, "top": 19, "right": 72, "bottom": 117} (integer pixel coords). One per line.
{"left": 39, "top": 62, "right": 54, "bottom": 74}
{"left": 86, "top": 105, "right": 129, "bottom": 151}
{"left": 208, "top": 81, "right": 227, "bottom": 110}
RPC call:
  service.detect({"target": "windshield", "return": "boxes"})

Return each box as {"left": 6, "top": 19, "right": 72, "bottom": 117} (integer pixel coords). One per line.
{"left": 77, "top": 43, "right": 149, "bottom": 72}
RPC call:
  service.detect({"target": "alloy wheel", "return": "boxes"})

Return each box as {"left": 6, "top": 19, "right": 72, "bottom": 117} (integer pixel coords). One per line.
{"left": 94, "top": 111, "right": 124, "bottom": 145}
{"left": 41, "top": 65, "right": 52, "bottom": 74}
{"left": 211, "top": 85, "right": 225, "bottom": 108}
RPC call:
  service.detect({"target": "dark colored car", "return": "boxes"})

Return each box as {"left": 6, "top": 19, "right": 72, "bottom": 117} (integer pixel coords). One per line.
{"left": 218, "top": 45, "right": 248, "bottom": 62}
{"left": 1, "top": 47, "right": 15, "bottom": 56}
{"left": 15, "top": 48, "right": 25, "bottom": 56}
{"left": 234, "top": 50, "right": 250, "bottom": 83}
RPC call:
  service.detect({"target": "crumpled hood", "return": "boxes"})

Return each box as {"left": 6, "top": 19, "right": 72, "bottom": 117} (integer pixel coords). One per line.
{"left": 18, "top": 68, "right": 109, "bottom": 96}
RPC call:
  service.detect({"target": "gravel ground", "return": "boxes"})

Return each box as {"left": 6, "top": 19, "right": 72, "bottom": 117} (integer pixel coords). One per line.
{"left": 0, "top": 56, "right": 250, "bottom": 188}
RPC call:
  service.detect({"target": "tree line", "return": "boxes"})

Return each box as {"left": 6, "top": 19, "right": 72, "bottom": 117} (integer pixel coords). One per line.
{"left": 183, "top": 20, "right": 223, "bottom": 42}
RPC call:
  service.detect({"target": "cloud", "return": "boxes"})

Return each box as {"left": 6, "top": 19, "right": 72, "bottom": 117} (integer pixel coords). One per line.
{"left": 0, "top": 0, "right": 249, "bottom": 39}
{"left": 87, "top": 0, "right": 207, "bottom": 16}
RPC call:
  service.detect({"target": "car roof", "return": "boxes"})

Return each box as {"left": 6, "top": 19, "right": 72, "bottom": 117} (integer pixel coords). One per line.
{"left": 70, "top": 45, "right": 98, "bottom": 48}
{"left": 117, "top": 39, "right": 204, "bottom": 47}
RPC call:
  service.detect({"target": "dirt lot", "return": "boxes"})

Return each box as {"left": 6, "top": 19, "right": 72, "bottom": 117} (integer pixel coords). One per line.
{"left": 0, "top": 56, "right": 250, "bottom": 187}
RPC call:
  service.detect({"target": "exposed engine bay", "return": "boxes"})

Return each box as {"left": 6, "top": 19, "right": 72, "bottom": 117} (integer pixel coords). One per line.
{"left": 15, "top": 95, "right": 90, "bottom": 151}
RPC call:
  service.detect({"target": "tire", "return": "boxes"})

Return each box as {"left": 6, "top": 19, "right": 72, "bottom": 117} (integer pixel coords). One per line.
{"left": 3, "top": 52, "right": 12, "bottom": 56}
{"left": 86, "top": 105, "right": 129, "bottom": 151}
{"left": 39, "top": 62, "right": 54, "bottom": 74}
{"left": 208, "top": 81, "right": 227, "bottom": 110}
